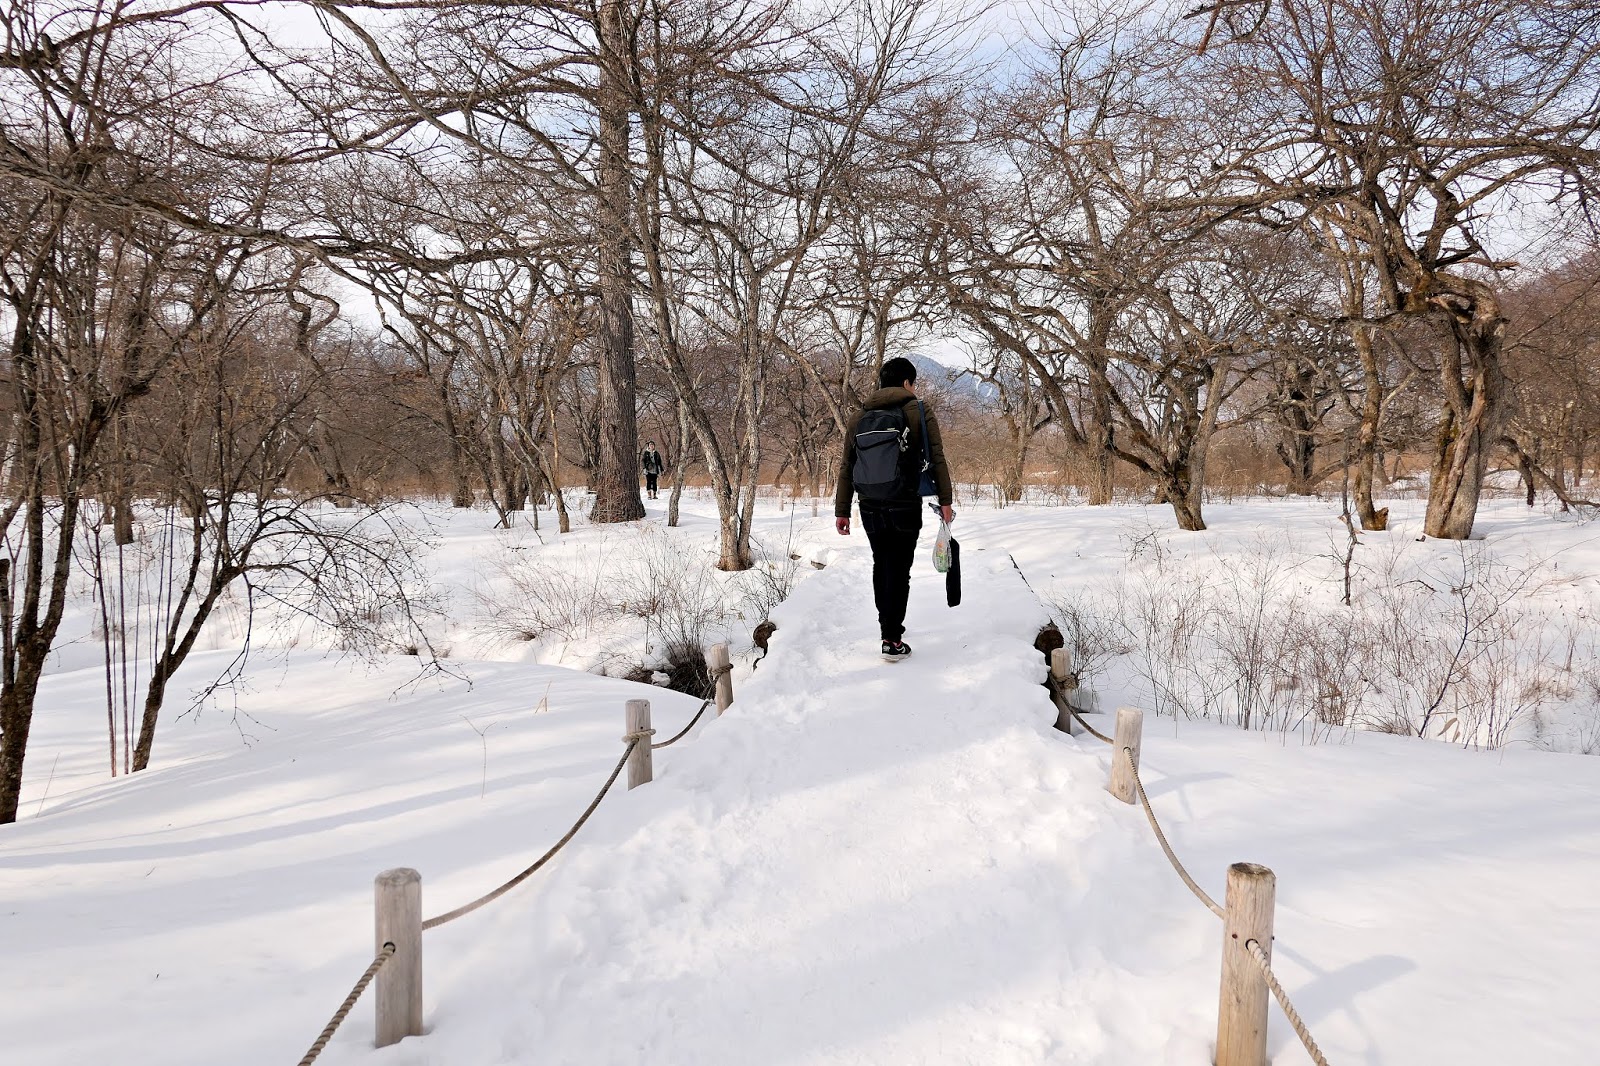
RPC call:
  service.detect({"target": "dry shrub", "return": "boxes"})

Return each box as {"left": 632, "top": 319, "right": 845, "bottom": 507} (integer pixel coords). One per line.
{"left": 476, "top": 527, "right": 728, "bottom": 697}
{"left": 477, "top": 538, "right": 621, "bottom": 643}
{"left": 734, "top": 526, "right": 803, "bottom": 626}
{"left": 620, "top": 527, "right": 725, "bottom": 695}
{"left": 1064, "top": 530, "right": 1591, "bottom": 749}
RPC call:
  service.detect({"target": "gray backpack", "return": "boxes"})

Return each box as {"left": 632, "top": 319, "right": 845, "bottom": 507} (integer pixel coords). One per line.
{"left": 852, "top": 402, "right": 933, "bottom": 502}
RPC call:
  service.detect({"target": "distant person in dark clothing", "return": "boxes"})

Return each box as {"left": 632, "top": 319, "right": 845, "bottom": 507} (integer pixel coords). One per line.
{"left": 641, "top": 441, "right": 665, "bottom": 500}
{"left": 834, "top": 356, "right": 955, "bottom": 662}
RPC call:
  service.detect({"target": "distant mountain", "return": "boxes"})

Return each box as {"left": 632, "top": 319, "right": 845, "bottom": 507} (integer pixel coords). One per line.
{"left": 908, "top": 352, "right": 1001, "bottom": 406}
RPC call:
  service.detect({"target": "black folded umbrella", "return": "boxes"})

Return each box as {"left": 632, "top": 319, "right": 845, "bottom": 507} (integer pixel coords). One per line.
{"left": 945, "top": 534, "right": 961, "bottom": 607}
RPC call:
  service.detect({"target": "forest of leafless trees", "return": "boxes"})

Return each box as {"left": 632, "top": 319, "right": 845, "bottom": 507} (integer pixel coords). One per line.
{"left": 1, "top": 0, "right": 1597, "bottom": 818}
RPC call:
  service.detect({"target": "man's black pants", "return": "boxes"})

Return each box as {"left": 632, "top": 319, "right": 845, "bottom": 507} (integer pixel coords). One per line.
{"left": 645, "top": 473, "right": 659, "bottom": 495}
{"left": 861, "top": 504, "right": 922, "bottom": 643}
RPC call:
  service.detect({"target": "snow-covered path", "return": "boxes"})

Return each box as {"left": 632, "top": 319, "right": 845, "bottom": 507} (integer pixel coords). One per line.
{"left": 404, "top": 542, "right": 1201, "bottom": 1065}
{"left": 4, "top": 508, "right": 1600, "bottom": 1065}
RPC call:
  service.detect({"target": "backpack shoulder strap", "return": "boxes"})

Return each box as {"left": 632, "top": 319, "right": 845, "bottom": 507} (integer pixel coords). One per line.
{"left": 915, "top": 400, "right": 932, "bottom": 468}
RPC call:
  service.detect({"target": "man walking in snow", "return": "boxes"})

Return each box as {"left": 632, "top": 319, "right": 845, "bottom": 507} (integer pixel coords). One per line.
{"left": 835, "top": 356, "right": 955, "bottom": 662}
{"left": 641, "top": 441, "right": 665, "bottom": 500}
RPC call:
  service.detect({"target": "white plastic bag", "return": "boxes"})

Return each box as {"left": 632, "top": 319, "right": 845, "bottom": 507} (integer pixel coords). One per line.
{"left": 932, "top": 517, "right": 953, "bottom": 573}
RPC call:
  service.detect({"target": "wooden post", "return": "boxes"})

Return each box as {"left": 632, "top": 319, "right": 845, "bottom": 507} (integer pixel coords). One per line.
{"left": 1050, "top": 647, "right": 1077, "bottom": 734}
{"left": 709, "top": 641, "right": 733, "bottom": 715}
{"left": 374, "top": 867, "right": 423, "bottom": 1047}
{"left": 1107, "top": 706, "right": 1143, "bottom": 804}
{"left": 1216, "top": 862, "right": 1276, "bottom": 1066}
{"left": 626, "top": 698, "right": 653, "bottom": 789}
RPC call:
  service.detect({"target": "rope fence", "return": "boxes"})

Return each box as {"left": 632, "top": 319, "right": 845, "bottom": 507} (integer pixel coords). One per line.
{"left": 1067, "top": 705, "right": 1113, "bottom": 744}
{"left": 295, "top": 943, "right": 396, "bottom": 1066}
{"left": 421, "top": 739, "right": 639, "bottom": 931}
{"left": 1050, "top": 674, "right": 1114, "bottom": 743}
{"left": 1094, "top": 713, "right": 1329, "bottom": 1064}
{"left": 1033, "top": 596, "right": 1334, "bottom": 1066}
{"left": 1123, "top": 746, "right": 1225, "bottom": 920}
{"left": 654, "top": 696, "right": 712, "bottom": 749}
{"left": 1244, "top": 938, "right": 1333, "bottom": 1066}
{"left": 289, "top": 643, "right": 736, "bottom": 1062}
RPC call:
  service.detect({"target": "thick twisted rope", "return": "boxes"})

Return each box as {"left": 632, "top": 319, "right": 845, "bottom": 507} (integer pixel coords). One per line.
{"left": 1067, "top": 704, "right": 1114, "bottom": 744}
{"left": 295, "top": 942, "right": 396, "bottom": 1066}
{"left": 1123, "top": 746, "right": 1226, "bottom": 920}
{"left": 1058, "top": 687, "right": 1114, "bottom": 744}
{"left": 1244, "top": 938, "right": 1333, "bottom": 1066}
{"left": 421, "top": 740, "right": 638, "bottom": 930}
{"left": 653, "top": 698, "right": 712, "bottom": 749}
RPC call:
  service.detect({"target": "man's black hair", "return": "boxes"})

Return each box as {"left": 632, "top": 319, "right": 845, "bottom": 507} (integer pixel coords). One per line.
{"left": 879, "top": 356, "right": 918, "bottom": 389}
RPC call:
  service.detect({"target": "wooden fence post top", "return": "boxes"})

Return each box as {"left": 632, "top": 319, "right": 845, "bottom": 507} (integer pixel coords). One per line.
{"left": 376, "top": 867, "right": 421, "bottom": 887}
{"left": 1228, "top": 862, "right": 1275, "bottom": 881}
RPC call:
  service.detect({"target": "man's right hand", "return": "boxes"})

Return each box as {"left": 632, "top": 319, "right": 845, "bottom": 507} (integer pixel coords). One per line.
{"left": 835, "top": 517, "right": 851, "bottom": 535}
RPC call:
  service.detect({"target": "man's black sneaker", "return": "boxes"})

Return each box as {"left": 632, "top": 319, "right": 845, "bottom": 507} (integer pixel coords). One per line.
{"left": 881, "top": 640, "right": 912, "bottom": 663}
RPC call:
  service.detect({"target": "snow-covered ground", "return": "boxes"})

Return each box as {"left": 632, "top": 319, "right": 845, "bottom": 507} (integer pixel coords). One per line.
{"left": 3, "top": 493, "right": 1598, "bottom": 1064}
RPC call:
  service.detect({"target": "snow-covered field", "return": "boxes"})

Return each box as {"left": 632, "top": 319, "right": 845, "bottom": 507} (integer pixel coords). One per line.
{"left": 3, "top": 493, "right": 1598, "bottom": 1064}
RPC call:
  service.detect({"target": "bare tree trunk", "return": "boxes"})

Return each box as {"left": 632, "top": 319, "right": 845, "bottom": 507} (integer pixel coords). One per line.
{"left": 0, "top": 673, "right": 42, "bottom": 823}
{"left": 588, "top": 0, "right": 645, "bottom": 525}
{"left": 131, "top": 561, "right": 234, "bottom": 772}
{"left": 551, "top": 469, "right": 571, "bottom": 531}
{"left": 1086, "top": 370, "right": 1115, "bottom": 505}
{"left": 1351, "top": 325, "right": 1390, "bottom": 530}
{"left": 1423, "top": 292, "right": 1509, "bottom": 540}
{"left": 1275, "top": 360, "right": 1319, "bottom": 495}
{"left": 667, "top": 397, "right": 690, "bottom": 528}
{"left": 1, "top": 483, "right": 86, "bottom": 824}
{"left": 108, "top": 420, "right": 136, "bottom": 544}
{"left": 1165, "top": 360, "right": 1226, "bottom": 531}
{"left": 728, "top": 309, "right": 765, "bottom": 571}
{"left": 545, "top": 397, "right": 572, "bottom": 534}
{"left": 486, "top": 431, "right": 517, "bottom": 528}
{"left": 1515, "top": 446, "right": 1537, "bottom": 507}
{"left": 1160, "top": 467, "right": 1207, "bottom": 531}
{"left": 448, "top": 434, "right": 475, "bottom": 509}
{"left": 1004, "top": 429, "right": 1029, "bottom": 502}
{"left": 111, "top": 495, "right": 135, "bottom": 546}
{"left": 304, "top": 425, "right": 357, "bottom": 507}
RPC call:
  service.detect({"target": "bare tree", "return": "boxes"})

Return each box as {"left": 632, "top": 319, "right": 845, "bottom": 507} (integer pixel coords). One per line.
{"left": 112, "top": 279, "right": 435, "bottom": 769}
{"left": 1186, "top": 0, "right": 1600, "bottom": 537}
{"left": 631, "top": 0, "right": 959, "bottom": 567}
{"left": 0, "top": 10, "right": 279, "bottom": 820}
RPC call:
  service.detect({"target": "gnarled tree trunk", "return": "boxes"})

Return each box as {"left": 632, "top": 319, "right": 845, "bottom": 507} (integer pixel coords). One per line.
{"left": 1423, "top": 286, "right": 1509, "bottom": 540}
